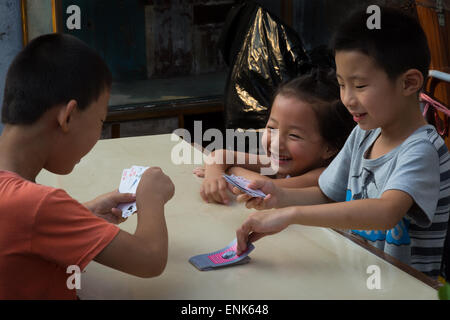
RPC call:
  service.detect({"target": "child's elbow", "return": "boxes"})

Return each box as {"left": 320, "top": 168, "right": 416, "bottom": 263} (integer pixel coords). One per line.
{"left": 382, "top": 207, "right": 406, "bottom": 230}
{"left": 136, "top": 249, "right": 168, "bottom": 278}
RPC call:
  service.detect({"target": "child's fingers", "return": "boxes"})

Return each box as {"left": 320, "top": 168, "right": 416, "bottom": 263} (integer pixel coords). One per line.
{"left": 193, "top": 167, "right": 205, "bottom": 178}
{"left": 111, "top": 207, "right": 124, "bottom": 218}
{"left": 246, "top": 197, "right": 263, "bottom": 209}
{"left": 231, "top": 186, "right": 244, "bottom": 195}
{"left": 204, "top": 180, "right": 229, "bottom": 204}
{"left": 261, "top": 194, "right": 273, "bottom": 209}
{"left": 217, "top": 179, "right": 230, "bottom": 204}
{"left": 236, "top": 193, "right": 252, "bottom": 203}
{"left": 111, "top": 208, "right": 127, "bottom": 224}
{"left": 200, "top": 186, "right": 209, "bottom": 203}
{"left": 247, "top": 180, "right": 266, "bottom": 191}
{"left": 207, "top": 183, "right": 221, "bottom": 203}
{"left": 236, "top": 221, "right": 253, "bottom": 255}
{"left": 226, "top": 183, "right": 236, "bottom": 193}
{"left": 204, "top": 183, "right": 220, "bottom": 204}
{"left": 113, "top": 192, "right": 136, "bottom": 204}
{"left": 248, "top": 180, "right": 275, "bottom": 196}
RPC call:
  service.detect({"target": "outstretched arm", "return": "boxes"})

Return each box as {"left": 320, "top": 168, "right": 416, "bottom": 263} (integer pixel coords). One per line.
{"left": 236, "top": 189, "right": 413, "bottom": 254}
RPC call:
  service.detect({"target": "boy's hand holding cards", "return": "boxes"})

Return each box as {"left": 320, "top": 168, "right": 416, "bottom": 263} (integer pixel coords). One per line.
{"left": 118, "top": 165, "right": 149, "bottom": 218}
{"left": 189, "top": 239, "right": 255, "bottom": 271}
{"left": 223, "top": 174, "right": 266, "bottom": 198}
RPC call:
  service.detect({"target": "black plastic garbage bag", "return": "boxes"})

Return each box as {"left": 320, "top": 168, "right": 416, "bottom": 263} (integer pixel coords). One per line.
{"left": 218, "top": 0, "right": 311, "bottom": 130}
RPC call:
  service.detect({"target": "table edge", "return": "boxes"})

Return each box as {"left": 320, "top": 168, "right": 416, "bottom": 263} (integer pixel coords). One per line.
{"left": 331, "top": 228, "right": 441, "bottom": 291}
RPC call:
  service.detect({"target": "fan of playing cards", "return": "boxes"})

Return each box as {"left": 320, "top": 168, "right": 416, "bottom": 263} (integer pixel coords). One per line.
{"left": 223, "top": 174, "right": 267, "bottom": 198}
{"left": 118, "top": 165, "right": 149, "bottom": 218}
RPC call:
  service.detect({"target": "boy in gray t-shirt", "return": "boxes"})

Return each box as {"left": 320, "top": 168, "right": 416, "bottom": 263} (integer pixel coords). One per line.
{"left": 233, "top": 7, "right": 449, "bottom": 280}
{"left": 319, "top": 124, "right": 449, "bottom": 278}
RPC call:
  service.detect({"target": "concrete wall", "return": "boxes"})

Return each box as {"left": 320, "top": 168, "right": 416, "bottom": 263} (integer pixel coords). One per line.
{"left": 0, "top": 0, "right": 23, "bottom": 134}
{"left": 26, "top": 0, "right": 53, "bottom": 41}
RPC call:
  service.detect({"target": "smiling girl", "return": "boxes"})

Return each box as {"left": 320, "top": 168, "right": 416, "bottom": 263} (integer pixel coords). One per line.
{"left": 194, "top": 68, "right": 355, "bottom": 204}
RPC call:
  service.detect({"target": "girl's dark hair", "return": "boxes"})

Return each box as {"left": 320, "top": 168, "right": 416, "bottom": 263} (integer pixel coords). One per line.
{"left": 275, "top": 68, "right": 355, "bottom": 163}
{"left": 2, "top": 33, "right": 112, "bottom": 125}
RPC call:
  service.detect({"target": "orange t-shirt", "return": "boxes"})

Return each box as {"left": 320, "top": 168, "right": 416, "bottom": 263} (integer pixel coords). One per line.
{"left": 0, "top": 171, "right": 120, "bottom": 299}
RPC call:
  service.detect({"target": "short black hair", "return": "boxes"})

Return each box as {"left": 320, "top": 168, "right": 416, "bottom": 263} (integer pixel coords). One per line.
{"left": 330, "top": 7, "right": 430, "bottom": 85}
{"left": 2, "top": 33, "right": 112, "bottom": 125}
{"left": 275, "top": 68, "right": 355, "bottom": 162}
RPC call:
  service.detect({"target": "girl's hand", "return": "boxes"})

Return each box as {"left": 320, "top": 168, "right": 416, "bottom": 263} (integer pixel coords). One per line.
{"left": 232, "top": 179, "right": 281, "bottom": 210}
{"left": 84, "top": 190, "right": 136, "bottom": 224}
{"left": 236, "top": 208, "right": 293, "bottom": 255}
{"left": 193, "top": 166, "right": 206, "bottom": 178}
{"left": 200, "top": 167, "right": 233, "bottom": 205}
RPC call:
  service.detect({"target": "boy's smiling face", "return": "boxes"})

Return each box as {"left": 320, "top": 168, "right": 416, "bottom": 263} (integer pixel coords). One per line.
{"left": 335, "top": 50, "right": 405, "bottom": 131}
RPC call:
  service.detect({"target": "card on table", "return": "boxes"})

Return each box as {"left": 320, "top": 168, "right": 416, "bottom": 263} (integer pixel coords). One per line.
{"left": 223, "top": 174, "right": 266, "bottom": 198}
{"left": 189, "top": 239, "right": 255, "bottom": 271}
{"left": 118, "top": 165, "right": 149, "bottom": 218}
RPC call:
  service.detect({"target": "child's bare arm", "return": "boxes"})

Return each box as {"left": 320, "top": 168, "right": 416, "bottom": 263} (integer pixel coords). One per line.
{"left": 287, "top": 189, "right": 413, "bottom": 230}
{"left": 236, "top": 189, "right": 414, "bottom": 254}
{"left": 234, "top": 180, "right": 333, "bottom": 210}
{"left": 93, "top": 167, "right": 174, "bottom": 278}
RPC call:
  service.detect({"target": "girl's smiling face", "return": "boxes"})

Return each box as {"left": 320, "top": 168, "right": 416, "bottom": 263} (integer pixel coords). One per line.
{"left": 261, "top": 94, "right": 333, "bottom": 177}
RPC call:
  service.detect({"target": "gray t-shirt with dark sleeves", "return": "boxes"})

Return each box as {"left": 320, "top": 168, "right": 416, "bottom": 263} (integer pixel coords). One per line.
{"left": 319, "top": 124, "right": 450, "bottom": 278}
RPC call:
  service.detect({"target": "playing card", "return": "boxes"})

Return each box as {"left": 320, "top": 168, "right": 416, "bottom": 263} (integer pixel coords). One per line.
{"left": 117, "top": 166, "right": 149, "bottom": 218}
{"left": 189, "top": 239, "right": 255, "bottom": 271}
{"left": 223, "top": 174, "right": 266, "bottom": 198}
{"left": 127, "top": 166, "right": 147, "bottom": 193}
{"left": 119, "top": 169, "right": 131, "bottom": 193}
{"left": 117, "top": 202, "right": 137, "bottom": 218}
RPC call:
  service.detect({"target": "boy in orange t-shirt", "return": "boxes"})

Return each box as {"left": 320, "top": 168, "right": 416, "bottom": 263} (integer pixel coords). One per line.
{"left": 0, "top": 34, "right": 175, "bottom": 299}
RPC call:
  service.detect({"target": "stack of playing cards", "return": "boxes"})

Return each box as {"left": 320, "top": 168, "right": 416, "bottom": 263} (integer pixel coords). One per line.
{"left": 223, "top": 174, "right": 266, "bottom": 198}
{"left": 118, "top": 165, "right": 149, "bottom": 218}
{"left": 189, "top": 239, "right": 255, "bottom": 271}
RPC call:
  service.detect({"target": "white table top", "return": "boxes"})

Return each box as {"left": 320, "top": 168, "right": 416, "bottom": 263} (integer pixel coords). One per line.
{"left": 36, "top": 134, "right": 438, "bottom": 299}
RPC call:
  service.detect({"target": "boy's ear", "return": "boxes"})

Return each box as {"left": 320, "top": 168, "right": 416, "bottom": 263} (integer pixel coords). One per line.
{"left": 57, "top": 100, "right": 78, "bottom": 133}
{"left": 401, "top": 69, "right": 423, "bottom": 96}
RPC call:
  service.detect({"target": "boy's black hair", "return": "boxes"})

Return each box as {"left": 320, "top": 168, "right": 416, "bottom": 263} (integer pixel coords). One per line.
{"left": 2, "top": 33, "right": 112, "bottom": 125}
{"left": 330, "top": 7, "right": 430, "bottom": 85}
{"left": 275, "top": 68, "right": 355, "bottom": 162}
